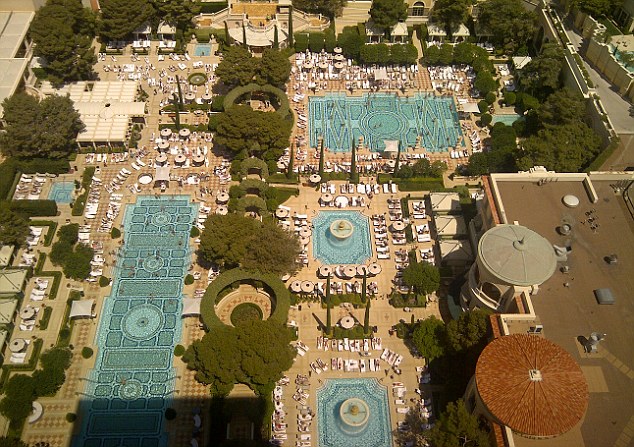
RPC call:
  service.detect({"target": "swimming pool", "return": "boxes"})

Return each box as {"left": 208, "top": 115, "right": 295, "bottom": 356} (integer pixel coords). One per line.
{"left": 194, "top": 44, "right": 211, "bottom": 57}
{"left": 317, "top": 378, "right": 391, "bottom": 447}
{"left": 75, "top": 196, "right": 197, "bottom": 447}
{"left": 309, "top": 93, "right": 463, "bottom": 153}
{"left": 491, "top": 114, "right": 523, "bottom": 126}
{"left": 312, "top": 211, "right": 372, "bottom": 265}
{"left": 48, "top": 181, "right": 75, "bottom": 203}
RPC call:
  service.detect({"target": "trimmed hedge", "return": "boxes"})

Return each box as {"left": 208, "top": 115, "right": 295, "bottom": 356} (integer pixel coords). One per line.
{"left": 376, "top": 174, "right": 445, "bottom": 191}
{"left": 236, "top": 196, "right": 268, "bottom": 214}
{"left": 240, "top": 158, "right": 269, "bottom": 179}
{"left": 10, "top": 200, "right": 58, "bottom": 217}
{"left": 0, "top": 160, "right": 19, "bottom": 200}
{"left": 268, "top": 173, "right": 299, "bottom": 184}
{"left": 201, "top": 268, "right": 290, "bottom": 330}
{"left": 0, "top": 338, "right": 44, "bottom": 390}
{"left": 240, "top": 178, "right": 269, "bottom": 196}
{"left": 33, "top": 253, "right": 62, "bottom": 300}
{"left": 199, "top": 2, "right": 228, "bottom": 13}
{"left": 38, "top": 306, "right": 53, "bottom": 330}
{"left": 224, "top": 83, "right": 290, "bottom": 118}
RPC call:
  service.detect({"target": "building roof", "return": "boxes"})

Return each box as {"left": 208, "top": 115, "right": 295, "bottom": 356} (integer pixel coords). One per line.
{"left": 439, "top": 239, "right": 473, "bottom": 263}
{"left": 0, "top": 11, "right": 33, "bottom": 59}
{"left": 476, "top": 334, "right": 589, "bottom": 438}
{"left": 229, "top": 23, "right": 288, "bottom": 47}
{"left": 0, "top": 298, "right": 18, "bottom": 324}
{"left": 434, "top": 214, "right": 467, "bottom": 237}
{"left": 0, "top": 269, "right": 27, "bottom": 295}
{"left": 429, "top": 192, "right": 461, "bottom": 213}
{"left": 0, "top": 245, "right": 14, "bottom": 267}
{"left": 478, "top": 224, "right": 557, "bottom": 286}
{"left": 512, "top": 56, "right": 532, "bottom": 70}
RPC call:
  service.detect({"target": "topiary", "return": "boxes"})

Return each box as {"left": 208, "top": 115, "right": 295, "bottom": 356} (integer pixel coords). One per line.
{"left": 66, "top": 413, "right": 77, "bottom": 423}
{"left": 174, "top": 345, "right": 185, "bottom": 356}
{"left": 190, "top": 226, "right": 200, "bottom": 238}
{"left": 81, "top": 347, "right": 94, "bottom": 359}
{"left": 480, "top": 113, "right": 493, "bottom": 127}
{"left": 165, "top": 408, "right": 177, "bottom": 420}
{"left": 110, "top": 227, "right": 121, "bottom": 239}
{"left": 184, "top": 274, "right": 195, "bottom": 285}
{"left": 99, "top": 276, "right": 111, "bottom": 287}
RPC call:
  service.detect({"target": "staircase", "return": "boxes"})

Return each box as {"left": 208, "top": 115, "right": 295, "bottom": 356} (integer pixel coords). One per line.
{"left": 336, "top": 1, "right": 372, "bottom": 33}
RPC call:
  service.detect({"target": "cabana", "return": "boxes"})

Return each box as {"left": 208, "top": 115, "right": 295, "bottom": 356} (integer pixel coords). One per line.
{"left": 439, "top": 240, "right": 473, "bottom": 266}
{"left": 0, "top": 269, "right": 27, "bottom": 296}
{"left": 383, "top": 140, "right": 399, "bottom": 158}
{"left": 155, "top": 166, "right": 171, "bottom": 189}
{"left": 182, "top": 298, "right": 201, "bottom": 317}
{"left": 0, "top": 298, "right": 18, "bottom": 324}
{"left": 69, "top": 299, "right": 96, "bottom": 319}
{"left": 158, "top": 22, "right": 177, "bottom": 41}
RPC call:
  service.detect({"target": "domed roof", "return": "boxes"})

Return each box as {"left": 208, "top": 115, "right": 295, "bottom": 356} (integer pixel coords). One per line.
{"left": 478, "top": 224, "right": 556, "bottom": 286}
{"left": 476, "top": 334, "right": 589, "bottom": 438}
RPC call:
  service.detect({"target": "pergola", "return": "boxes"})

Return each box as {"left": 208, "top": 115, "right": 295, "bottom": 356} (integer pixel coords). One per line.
{"left": 69, "top": 299, "right": 96, "bottom": 319}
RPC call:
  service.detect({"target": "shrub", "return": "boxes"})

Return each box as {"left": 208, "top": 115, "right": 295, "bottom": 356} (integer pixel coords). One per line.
{"left": 99, "top": 276, "right": 110, "bottom": 287}
{"left": 66, "top": 413, "right": 76, "bottom": 422}
{"left": 480, "top": 113, "right": 493, "bottom": 126}
{"left": 110, "top": 227, "right": 121, "bottom": 239}
{"left": 174, "top": 345, "right": 185, "bottom": 356}
{"left": 294, "top": 33, "right": 309, "bottom": 52}
{"left": 190, "top": 226, "right": 200, "bottom": 238}
{"left": 223, "top": 83, "right": 290, "bottom": 118}
{"left": 81, "top": 347, "right": 94, "bottom": 359}
{"left": 165, "top": 408, "right": 177, "bottom": 420}
{"left": 485, "top": 91, "right": 497, "bottom": 105}
{"left": 10, "top": 200, "right": 58, "bottom": 217}
{"left": 230, "top": 303, "right": 263, "bottom": 326}
{"left": 477, "top": 100, "right": 489, "bottom": 114}
{"left": 184, "top": 274, "right": 195, "bottom": 285}
{"left": 308, "top": 32, "right": 325, "bottom": 52}
{"left": 503, "top": 91, "right": 516, "bottom": 105}
{"left": 211, "top": 95, "right": 225, "bottom": 112}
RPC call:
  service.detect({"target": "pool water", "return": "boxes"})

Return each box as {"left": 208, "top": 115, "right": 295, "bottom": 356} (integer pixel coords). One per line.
{"left": 75, "top": 196, "right": 197, "bottom": 447}
{"left": 48, "top": 181, "right": 75, "bottom": 203}
{"left": 309, "top": 93, "right": 463, "bottom": 153}
{"left": 317, "top": 379, "right": 391, "bottom": 447}
{"left": 194, "top": 44, "right": 211, "bottom": 57}
{"left": 312, "top": 211, "right": 372, "bottom": 265}
{"left": 491, "top": 114, "right": 523, "bottom": 126}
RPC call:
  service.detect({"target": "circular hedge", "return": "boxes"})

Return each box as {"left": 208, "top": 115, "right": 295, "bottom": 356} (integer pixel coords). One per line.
{"left": 240, "top": 157, "right": 270, "bottom": 179}
{"left": 237, "top": 196, "right": 268, "bottom": 214}
{"left": 201, "top": 268, "right": 290, "bottom": 330}
{"left": 188, "top": 72, "right": 208, "bottom": 86}
{"left": 81, "top": 347, "right": 94, "bottom": 359}
{"left": 230, "top": 303, "right": 263, "bottom": 326}
{"left": 224, "top": 83, "right": 290, "bottom": 118}
{"left": 239, "top": 178, "right": 269, "bottom": 197}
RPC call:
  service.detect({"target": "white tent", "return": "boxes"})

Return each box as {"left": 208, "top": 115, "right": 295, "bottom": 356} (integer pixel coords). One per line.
{"left": 182, "top": 298, "right": 201, "bottom": 317}
{"left": 374, "top": 67, "right": 388, "bottom": 81}
{"left": 155, "top": 166, "right": 171, "bottom": 183}
{"left": 383, "top": 140, "right": 399, "bottom": 152}
{"left": 70, "top": 299, "right": 95, "bottom": 319}
{"left": 462, "top": 103, "right": 481, "bottom": 114}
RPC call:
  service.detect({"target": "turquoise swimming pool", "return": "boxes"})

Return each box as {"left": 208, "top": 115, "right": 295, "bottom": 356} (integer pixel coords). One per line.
{"left": 312, "top": 211, "right": 372, "bottom": 265}
{"left": 491, "top": 114, "right": 523, "bottom": 126}
{"left": 317, "top": 378, "right": 392, "bottom": 447}
{"left": 48, "top": 181, "right": 75, "bottom": 203}
{"left": 309, "top": 93, "right": 463, "bottom": 153}
{"left": 194, "top": 44, "right": 211, "bottom": 57}
{"left": 75, "top": 196, "right": 197, "bottom": 447}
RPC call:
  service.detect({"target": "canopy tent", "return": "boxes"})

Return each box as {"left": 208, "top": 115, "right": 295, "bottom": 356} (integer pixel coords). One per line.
{"left": 155, "top": 166, "right": 171, "bottom": 183}
{"left": 383, "top": 140, "right": 399, "bottom": 152}
{"left": 374, "top": 68, "right": 389, "bottom": 81}
{"left": 69, "top": 299, "right": 95, "bottom": 319}
{"left": 182, "top": 298, "right": 201, "bottom": 316}
{"left": 461, "top": 103, "right": 481, "bottom": 114}
{"left": 0, "top": 299, "right": 17, "bottom": 325}
{"left": 512, "top": 56, "right": 532, "bottom": 70}
{"left": 439, "top": 240, "right": 473, "bottom": 265}
{"left": 0, "top": 269, "right": 27, "bottom": 296}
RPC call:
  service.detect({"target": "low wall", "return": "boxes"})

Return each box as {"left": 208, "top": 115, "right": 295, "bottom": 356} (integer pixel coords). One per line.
{"left": 586, "top": 38, "right": 634, "bottom": 99}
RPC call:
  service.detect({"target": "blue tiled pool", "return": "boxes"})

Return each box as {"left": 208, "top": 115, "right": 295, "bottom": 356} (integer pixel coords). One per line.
{"left": 48, "top": 181, "right": 75, "bottom": 203}
{"left": 492, "top": 114, "right": 523, "bottom": 126}
{"left": 309, "top": 93, "right": 463, "bottom": 153}
{"left": 312, "top": 211, "right": 372, "bottom": 265}
{"left": 194, "top": 44, "right": 211, "bottom": 57}
{"left": 75, "top": 196, "right": 197, "bottom": 447}
{"left": 317, "top": 379, "right": 392, "bottom": 447}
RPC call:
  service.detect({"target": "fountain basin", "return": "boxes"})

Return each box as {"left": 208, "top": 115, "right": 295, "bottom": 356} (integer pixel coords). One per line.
{"left": 330, "top": 219, "right": 354, "bottom": 240}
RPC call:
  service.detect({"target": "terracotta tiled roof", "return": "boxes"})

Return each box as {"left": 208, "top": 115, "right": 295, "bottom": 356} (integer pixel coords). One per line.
{"left": 476, "top": 334, "right": 589, "bottom": 438}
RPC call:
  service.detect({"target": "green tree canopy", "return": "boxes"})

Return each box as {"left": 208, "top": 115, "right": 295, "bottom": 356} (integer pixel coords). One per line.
{"left": 445, "top": 309, "right": 490, "bottom": 354}
{"left": 292, "top": 0, "right": 346, "bottom": 17}
{"left": 574, "top": 0, "right": 620, "bottom": 18}
{"left": 30, "top": 0, "right": 96, "bottom": 86}
{"left": 0, "top": 93, "right": 84, "bottom": 160}
{"left": 426, "top": 400, "right": 491, "bottom": 447}
{"left": 153, "top": 0, "right": 200, "bottom": 29}
{"left": 402, "top": 262, "right": 440, "bottom": 295}
{"left": 183, "top": 320, "right": 296, "bottom": 395}
{"left": 0, "top": 437, "right": 28, "bottom": 447}
{"left": 519, "top": 43, "right": 564, "bottom": 98}
{"left": 214, "top": 105, "right": 292, "bottom": 159}
{"left": 0, "top": 205, "right": 30, "bottom": 247}
{"left": 369, "top": 0, "right": 408, "bottom": 34}
{"left": 0, "top": 375, "right": 36, "bottom": 422}
{"left": 537, "top": 89, "right": 586, "bottom": 128}
{"left": 199, "top": 214, "right": 300, "bottom": 275}
{"left": 257, "top": 49, "right": 292, "bottom": 86}
{"left": 474, "top": 70, "right": 497, "bottom": 97}
{"left": 431, "top": 0, "right": 469, "bottom": 32}
{"left": 477, "top": 0, "right": 537, "bottom": 53}
{"left": 50, "top": 226, "right": 95, "bottom": 280}
{"left": 99, "top": 0, "right": 155, "bottom": 41}
{"left": 411, "top": 316, "right": 446, "bottom": 361}
{"left": 215, "top": 46, "right": 258, "bottom": 87}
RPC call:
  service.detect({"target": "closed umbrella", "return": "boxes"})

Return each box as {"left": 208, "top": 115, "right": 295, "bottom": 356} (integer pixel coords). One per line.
{"left": 318, "top": 265, "right": 333, "bottom": 277}
{"left": 290, "top": 280, "right": 302, "bottom": 293}
{"left": 368, "top": 262, "right": 382, "bottom": 275}
{"left": 301, "top": 281, "right": 314, "bottom": 293}
{"left": 309, "top": 174, "right": 321, "bottom": 184}
{"left": 160, "top": 128, "right": 172, "bottom": 138}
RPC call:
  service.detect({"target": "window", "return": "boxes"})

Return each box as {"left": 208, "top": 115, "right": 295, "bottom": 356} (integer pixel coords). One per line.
{"left": 412, "top": 1, "right": 425, "bottom": 17}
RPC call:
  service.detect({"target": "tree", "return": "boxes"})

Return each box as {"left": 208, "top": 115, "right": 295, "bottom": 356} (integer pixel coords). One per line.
{"left": 318, "top": 138, "right": 325, "bottom": 177}
{"left": 402, "top": 262, "right": 440, "bottom": 296}
{"left": 393, "top": 141, "right": 401, "bottom": 175}
{"left": 292, "top": 0, "right": 347, "bottom": 17}
{"left": 363, "top": 298, "right": 371, "bottom": 334}
{"left": 153, "top": 0, "right": 199, "bottom": 30}
{"left": 411, "top": 316, "right": 446, "bottom": 361}
{"left": 0, "top": 375, "right": 36, "bottom": 421}
{"left": 431, "top": 0, "right": 469, "bottom": 32}
{"left": 57, "top": 223, "right": 79, "bottom": 245}
{"left": 215, "top": 46, "right": 257, "bottom": 87}
{"left": 199, "top": 214, "right": 301, "bottom": 275}
{"left": 99, "top": 0, "right": 154, "bottom": 41}
{"left": 412, "top": 158, "right": 446, "bottom": 177}
{"left": 445, "top": 309, "right": 490, "bottom": 354}
{"left": 537, "top": 89, "right": 586, "bottom": 128}
{"left": 273, "top": 25, "right": 279, "bottom": 49}
{"left": 619, "top": 51, "right": 634, "bottom": 68}
{"left": 575, "top": 0, "right": 619, "bottom": 18}
{"left": 325, "top": 275, "right": 332, "bottom": 335}
{"left": 519, "top": 43, "right": 564, "bottom": 98}
{"left": 0, "top": 206, "right": 30, "bottom": 247}
{"left": 30, "top": 0, "right": 96, "bottom": 86}
{"left": 477, "top": 0, "right": 537, "bottom": 53}
{"left": 63, "top": 243, "right": 95, "bottom": 280}
{"left": 426, "top": 400, "right": 491, "bottom": 447}
{"left": 338, "top": 27, "right": 365, "bottom": 60}
{"left": 242, "top": 24, "right": 248, "bottom": 48}
{"left": 224, "top": 21, "right": 232, "bottom": 46}
{"left": 183, "top": 320, "right": 296, "bottom": 395}
{"left": 288, "top": 6, "right": 294, "bottom": 47}
{"left": 214, "top": 105, "right": 292, "bottom": 158}
{"left": 287, "top": 144, "right": 295, "bottom": 179}
{"left": 0, "top": 93, "right": 84, "bottom": 160}
{"left": 0, "top": 437, "right": 28, "bottom": 447}
{"left": 350, "top": 140, "right": 358, "bottom": 182}
{"left": 474, "top": 71, "right": 497, "bottom": 96}
{"left": 369, "top": 0, "right": 408, "bottom": 35}
{"left": 258, "top": 49, "right": 291, "bottom": 86}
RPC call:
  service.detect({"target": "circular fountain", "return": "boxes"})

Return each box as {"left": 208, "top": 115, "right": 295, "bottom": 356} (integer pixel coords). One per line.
{"left": 338, "top": 398, "right": 370, "bottom": 434}
{"left": 329, "top": 219, "right": 354, "bottom": 240}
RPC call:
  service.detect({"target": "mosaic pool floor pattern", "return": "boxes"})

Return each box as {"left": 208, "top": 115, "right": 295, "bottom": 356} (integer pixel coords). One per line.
{"left": 48, "top": 181, "right": 75, "bottom": 204}
{"left": 75, "top": 196, "right": 197, "bottom": 447}
{"left": 309, "top": 93, "right": 464, "bottom": 153}
{"left": 317, "top": 378, "right": 392, "bottom": 447}
{"left": 312, "top": 211, "right": 372, "bottom": 265}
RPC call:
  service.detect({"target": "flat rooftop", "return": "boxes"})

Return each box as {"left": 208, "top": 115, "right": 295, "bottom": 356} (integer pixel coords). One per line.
{"left": 494, "top": 178, "right": 634, "bottom": 447}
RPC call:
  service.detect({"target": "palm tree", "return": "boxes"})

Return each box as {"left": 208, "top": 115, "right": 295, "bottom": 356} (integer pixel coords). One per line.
{"left": 363, "top": 298, "right": 371, "bottom": 335}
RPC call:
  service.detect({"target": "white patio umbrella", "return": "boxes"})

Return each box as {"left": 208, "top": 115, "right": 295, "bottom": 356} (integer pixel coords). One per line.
{"left": 392, "top": 221, "right": 406, "bottom": 231}
{"left": 216, "top": 192, "right": 229, "bottom": 203}
{"left": 339, "top": 316, "right": 355, "bottom": 329}
{"left": 275, "top": 208, "right": 289, "bottom": 218}
{"left": 9, "top": 338, "right": 26, "bottom": 353}
{"left": 179, "top": 128, "right": 191, "bottom": 138}
{"left": 174, "top": 154, "right": 187, "bottom": 165}
{"left": 343, "top": 266, "right": 357, "bottom": 278}
{"left": 301, "top": 281, "right": 314, "bottom": 293}
{"left": 299, "top": 228, "right": 312, "bottom": 238}
{"left": 368, "top": 262, "right": 382, "bottom": 275}
{"left": 158, "top": 140, "right": 170, "bottom": 151}
{"left": 20, "top": 307, "right": 35, "bottom": 320}
{"left": 309, "top": 174, "right": 321, "bottom": 184}
{"left": 160, "top": 128, "right": 172, "bottom": 138}
{"left": 215, "top": 205, "right": 228, "bottom": 215}
{"left": 321, "top": 193, "right": 333, "bottom": 203}
{"left": 333, "top": 47, "right": 343, "bottom": 54}
{"left": 318, "top": 265, "right": 333, "bottom": 277}
{"left": 290, "top": 280, "right": 302, "bottom": 293}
